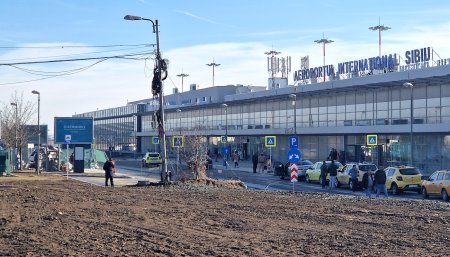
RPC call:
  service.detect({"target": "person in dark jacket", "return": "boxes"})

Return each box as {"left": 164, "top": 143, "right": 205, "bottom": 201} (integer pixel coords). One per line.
{"left": 328, "top": 160, "right": 338, "bottom": 190}
{"left": 252, "top": 152, "right": 258, "bottom": 173}
{"left": 103, "top": 158, "right": 115, "bottom": 187}
{"left": 348, "top": 165, "right": 359, "bottom": 192}
{"left": 374, "top": 165, "right": 388, "bottom": 198}
{"left": 320, "top": 161, "right": 328, "bottom": 188}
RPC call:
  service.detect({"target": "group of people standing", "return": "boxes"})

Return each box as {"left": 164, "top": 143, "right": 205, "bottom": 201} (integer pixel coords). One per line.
{"left": 320, "top": 160, "right": 388, "bottom": 198}
{"left": 251, "top": 152, "right": 271, "bottom": 174}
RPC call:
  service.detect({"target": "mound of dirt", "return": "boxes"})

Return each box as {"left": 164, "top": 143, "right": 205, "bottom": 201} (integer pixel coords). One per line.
{"left": 1, "top": 174, "right": 449, "bottom": 256}
{"left": 178, "top": 178, "right": 247, "bottom": 189}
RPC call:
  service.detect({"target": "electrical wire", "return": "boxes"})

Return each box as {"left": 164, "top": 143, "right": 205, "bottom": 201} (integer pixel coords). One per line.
{"left": 0, "top": 43, "right": 154, "bottom": 49}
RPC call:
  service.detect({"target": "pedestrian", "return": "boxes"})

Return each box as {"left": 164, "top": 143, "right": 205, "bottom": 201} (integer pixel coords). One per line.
{"left": 103, "top": 158, "right": 115, "bottom": 187}
{"left": 328, "top": 160, "right": 338, "bottom": 190}
{"left": 363, "top": 170, "right": 375, "bottom": 198}
{"left": 348, "top": 165, "right": 359, "bottom": 192}
{"left": 258, "top": 153, "right": 266, "bottom": 174}
{"left": 34, "top": 149, "right": 39, "bottom": 174}
{"left": 320, "top": 160, "right": 328, "bottom": 189}
{"left": 233, "top": 151, "right": 239, "bottom": 168}
{"left": 374, "top": 165, "right": 388, "bottom": 198}
{"left": 252, "top": 152, "right": 258, "bottom": 173}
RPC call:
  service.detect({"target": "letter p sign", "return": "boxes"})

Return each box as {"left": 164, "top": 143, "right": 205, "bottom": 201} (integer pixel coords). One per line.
{"left": 289, "top": 136, "right": 299, "bottom": 149}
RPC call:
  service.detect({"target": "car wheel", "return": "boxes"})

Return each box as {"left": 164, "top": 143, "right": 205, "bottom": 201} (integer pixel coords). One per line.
{"left": 391, "top": 184, "right": 399, "bottom": 195}
{"left": 422, "top": 188, "right": 429, "bottom": 199}
{"left": 442, "top": 189, "right": 449, "bottom": 202}
{"left": 306, "top": 175, "right": 311, "bottom": 183}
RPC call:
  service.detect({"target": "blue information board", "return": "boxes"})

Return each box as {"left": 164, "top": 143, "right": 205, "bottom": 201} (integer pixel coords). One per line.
{"left": 54, "top": 117, "right": 94, "bottom": 144}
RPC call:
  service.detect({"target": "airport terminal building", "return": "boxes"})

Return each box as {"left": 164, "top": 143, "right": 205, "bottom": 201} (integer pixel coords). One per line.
{"left": 75, "top": 46, "right": 450, "bottom": 174}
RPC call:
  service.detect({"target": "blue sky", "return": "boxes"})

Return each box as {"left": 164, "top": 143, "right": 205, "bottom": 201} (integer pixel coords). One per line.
{"left": 1, "top": 0, "right": 450, "bottom": 133}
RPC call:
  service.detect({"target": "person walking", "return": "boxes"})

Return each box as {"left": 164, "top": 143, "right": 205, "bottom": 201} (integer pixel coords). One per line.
{"left": 233, "top": 151, "right": 239, "bottom": 168}
{"left": 252, "top": 152, "right": 258, "bottom": 173}
{"left": 320, "top": 161, "right": 328, "bottom": 189}
{"left": 103, "top": 158, "right": 115, "bottom": 187}
{"left": 363, "top": 170, "right": 375, "bottom": 198}
{"left": 328, "top": 160, "right": 338, "bottom": 190}
{"left": 374, "top": 165, "right": 388, "bottom": 198}
{"left": 258, "top": 153, "right": 266, "bottom": 174}
{"left": 348, "top": 165, "right": 359, "bottom": 192}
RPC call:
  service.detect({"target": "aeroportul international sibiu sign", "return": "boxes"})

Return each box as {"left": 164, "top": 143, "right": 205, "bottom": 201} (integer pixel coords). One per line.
{"left": 293, "top": 47, "right": 432, "bottom": 82}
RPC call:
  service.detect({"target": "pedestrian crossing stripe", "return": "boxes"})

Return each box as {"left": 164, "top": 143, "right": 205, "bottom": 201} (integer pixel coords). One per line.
{"left": 172, "top": 136, "right": 184, "bottom": 148}
{"left": 366, "top": 134, "right": 378, "bottom": 146}
{"left": 265, "top": 136, "right": 277, "bottom": 148}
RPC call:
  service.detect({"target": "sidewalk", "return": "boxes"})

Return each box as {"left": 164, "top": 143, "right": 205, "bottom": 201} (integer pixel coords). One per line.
{"left": 214, "top": 159, "right": 278, "bottom": 175}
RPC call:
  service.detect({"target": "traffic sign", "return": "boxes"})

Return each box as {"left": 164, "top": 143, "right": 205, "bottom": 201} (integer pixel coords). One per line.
{"left": 290, "top": 163, "right": 298, "bottom": 182}
{"left": 152, "top": 136, "right": 160, "bottom": 144}
{"left": 287, "top": 148, "right": 301, "bottom": 163}
{"left": 289, "top": 136, "right": 299, "bottom": 149}
{"left": 64, "top": 134, "right": 71, "bottom": 144}
{"left": 366, "top": 134, "right": 378, "bottom": 146}
{"left": 265, "top": 136, "right": 277, "bottom": 148}
{"left": 172, "top": 136, "right": 184, "bottom": 148}
{"left": 223, "top": 147, "right": 229, "bottom": 155}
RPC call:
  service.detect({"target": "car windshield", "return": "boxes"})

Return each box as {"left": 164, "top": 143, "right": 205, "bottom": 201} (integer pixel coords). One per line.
{"left": 149, "top": 153, "right": 160, "bottom": 158}
{"left": 359, "top": 165, "right": 377, "bottom": 171}
{"left": 399, "top": 168, "right": 421, "bottom": 175}
{"left": 301, "top": 160, "right": 313, "bottom": 165}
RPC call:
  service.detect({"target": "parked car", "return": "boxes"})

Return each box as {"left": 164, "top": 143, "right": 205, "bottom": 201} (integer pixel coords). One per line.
{"left": 385, "top": 166, "right": 423, "bottom": 195}
{"left": 337, "top": 163, "right": 377, "bottom": 189}
{"left": 281, "top": 159, "right": 314, "bottom": 180}
{"left": 421, "top": 170, "right": 450, "bottom": 201}
{"left": 305, "top": 161, "right": 343, "bottom": 183}
{"left": 142, "top": 152, "right": 162, "bottom": 168}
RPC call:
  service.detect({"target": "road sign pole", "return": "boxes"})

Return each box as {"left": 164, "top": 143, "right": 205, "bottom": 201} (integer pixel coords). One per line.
{"left": 66, "top": 143, "right": 69, "bottom": 180}
{"left": 269, "top": 148, "right": 272, "bottom": 173}
{"left": 293, "top": 181, "right": 295, "bottom": 193}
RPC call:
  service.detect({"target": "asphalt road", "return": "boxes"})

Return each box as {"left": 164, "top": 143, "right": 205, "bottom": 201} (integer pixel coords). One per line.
{"left": 115, "top": 158, "right": 424, "bottom": 201}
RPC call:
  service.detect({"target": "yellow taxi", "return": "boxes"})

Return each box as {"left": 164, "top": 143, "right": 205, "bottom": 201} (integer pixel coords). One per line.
{"left": 421, "top": 170, "right": 450, "bottom": 201}
{"left": 142, "top": 152, "right": 162, "bottom": 167}
{"left": 384, "top": 166, "right": 423, "bottom": 195}
{"left": 336, "top": 163, "right": 377, "bottom": 189}
{"left": 305, "top": 161, "right": 343, "bottom": 183}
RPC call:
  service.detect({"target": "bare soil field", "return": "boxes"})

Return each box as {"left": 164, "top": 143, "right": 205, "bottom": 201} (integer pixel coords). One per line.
{"left": 1, "top": 173, "right": 449, "bottom": 257}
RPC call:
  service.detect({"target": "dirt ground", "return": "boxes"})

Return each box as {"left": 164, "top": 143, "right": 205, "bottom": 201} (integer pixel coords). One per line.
{"left": 1, "top": 173, "right": 450, "bottom": 257}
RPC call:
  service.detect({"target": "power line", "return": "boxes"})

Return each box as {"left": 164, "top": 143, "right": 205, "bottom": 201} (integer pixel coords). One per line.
{"left": 0, "top": 43, "right": 155, "bottom": 49}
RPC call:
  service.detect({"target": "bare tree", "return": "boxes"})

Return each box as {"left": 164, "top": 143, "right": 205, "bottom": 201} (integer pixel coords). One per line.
{"left": 181, "top": 130, "right": 210, "bottom": 180}
{"left": 1, "top": 91, "right": 37, "bottom": 168}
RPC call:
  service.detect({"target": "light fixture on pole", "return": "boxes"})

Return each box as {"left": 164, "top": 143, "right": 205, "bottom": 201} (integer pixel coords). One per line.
{"left": 32, "top": 90, "right": 41, "bottom": 174}
{"left": 289, "top": 94, "right": 297, "bottom": 135}
{"left": 314, "top": 33, "right": 334, "bottom": 82}
{"left": 125, "top": 14, "right": 169, "bottom": 182}
{"left": 206, "top": 59, "right": 220, "bottom": 87}
{"left": 176, "top": 72, "right": 189, "bottom": 93}
{"left": 10, "top": 102, "right": 18, "bottom": 172}
{"left": 403, "top": 82, "right": 414, "bottom": 166}
{"left": 369, "top": 18, "right": 391, "bottom": 58}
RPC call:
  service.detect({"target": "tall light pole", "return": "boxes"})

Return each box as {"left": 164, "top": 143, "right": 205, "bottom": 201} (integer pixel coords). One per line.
{"left": 32, "top": 90, "right": 40, "bottom": 174}
{"left": 369, "top": 18, "right": 391, "bottom": 58}
{"left": 176, "top": 109, "right": 181, "bottom": 174}
{"left": 314, "top": 33, "right": 334, "bottom": 82}
{"left": 206, "top": 59, "right": 220, "bottom": 87}
{"left": 10, "top": 102, "right": 18, "bottom": 172}
{"left": 176, "top": 72, "right": 189, "bottom": 93}
{"left": 403, "top": 82, "right": 414, "bottom": 166}
{"left": 125, "top": 14, "right": 169, "bottom": 182}
{"left": 221, "top": 104, "right": 228, "bottom": 162}
{"left": 289, "top": 94, "right": 297, "bottom": 135}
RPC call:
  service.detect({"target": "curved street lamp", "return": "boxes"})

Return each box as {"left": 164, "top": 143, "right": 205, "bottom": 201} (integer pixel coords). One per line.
{"left": 32, "top": 90, "right": 41, "bottom": 174}
{"left": 403, "top": 82, "right": 414, "bottom": 166}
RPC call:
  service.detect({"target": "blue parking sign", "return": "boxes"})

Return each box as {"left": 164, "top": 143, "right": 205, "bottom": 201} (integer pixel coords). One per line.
{"left": 289, "top": 136, "right": 299, "bottom": 149}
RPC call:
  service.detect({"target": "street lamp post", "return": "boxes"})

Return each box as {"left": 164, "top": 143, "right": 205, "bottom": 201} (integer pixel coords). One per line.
{"left": 314, "top": 33, "right": 334, "bottom": 82}
{"left": 403, "top": 82, "right": 414, "bottom": 166}
{"left": 289, "top": 94, "right": 297, "bottom": 135}
{"left": 221, "top": 104, "right": 228, "bottom": 166}
{"left": 125, "top": 14, "right": 169, "bottom": 182}
{"left": 176, "top": 109, "right": 181, "bottom": 174}
{"left": 176, "top": 73, "right": 189, "bottom": 93}
{"left": 10, "top": 102, "right": 18, "bottom": 172}
{"left": 206, "top": 59, "right": 220, "bottom": 87}
{"left": 369, "top": 18, "right": 391, "bottom": 58}
{"left": 32, "top": 90, "right": 40, "bottom": 175}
